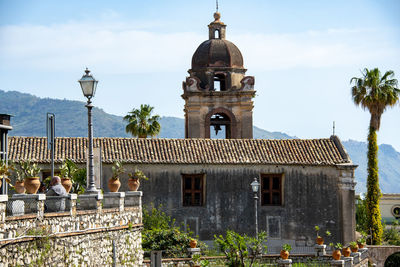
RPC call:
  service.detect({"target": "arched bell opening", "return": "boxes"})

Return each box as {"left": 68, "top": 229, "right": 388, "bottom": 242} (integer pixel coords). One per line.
{"left": 210, "top": 113, "right": 231, "bottom": 139}
{"left": 215, "top": 29, "right": 220, "bottom": 39}
{"left": 205, "top": 108, "right": 237, "bottom": 139}
{"left": 214, "top": 73, "right": 226, "bottom": 91}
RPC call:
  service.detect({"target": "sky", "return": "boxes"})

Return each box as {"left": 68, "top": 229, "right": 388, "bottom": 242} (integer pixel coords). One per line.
{"left": 0, "top": 0, "right": 399, "bottom": 150}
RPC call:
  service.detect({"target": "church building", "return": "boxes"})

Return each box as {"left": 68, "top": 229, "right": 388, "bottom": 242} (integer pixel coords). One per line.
{"left": 5, "top": 12, "right": 357, "bottom": 251}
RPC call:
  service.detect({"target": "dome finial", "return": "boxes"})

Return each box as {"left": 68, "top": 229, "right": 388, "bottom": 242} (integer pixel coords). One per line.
{"left": 213, "top": 0, "right": 221, "bottom": 22}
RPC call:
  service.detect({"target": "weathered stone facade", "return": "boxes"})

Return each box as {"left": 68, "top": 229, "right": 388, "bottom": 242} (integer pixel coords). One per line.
{"left": 0, "top": 192, "right": 143, "bottom": 266}
{"left": 102, "top": 162, "right": 356, "bottom": 248}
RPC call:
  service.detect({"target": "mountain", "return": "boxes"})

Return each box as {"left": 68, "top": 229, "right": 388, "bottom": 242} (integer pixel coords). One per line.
{"left": 343, "top": 140, "right": 400, "bottom": 193}
{"left": 1, "top": 89, "right": 400, "bottom": 193}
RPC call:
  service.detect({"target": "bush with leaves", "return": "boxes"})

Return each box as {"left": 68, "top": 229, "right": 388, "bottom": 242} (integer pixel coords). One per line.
{"left": 142, "top": 204, "right": 201, "bottom": 257}
{"left": 383, "top": 220, "right": 400, "bottom": 246}
{"left": 214, "top": 230, "right": 267, "bottom": 267}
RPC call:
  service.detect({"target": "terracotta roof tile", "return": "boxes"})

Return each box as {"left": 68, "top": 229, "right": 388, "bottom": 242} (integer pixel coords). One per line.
{"left": 7, "top": 137, "right": 350, "bottom": 166}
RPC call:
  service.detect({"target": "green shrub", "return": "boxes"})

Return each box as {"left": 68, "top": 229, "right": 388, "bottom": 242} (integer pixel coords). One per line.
{"left": 142, "top": 204, "right": 202, "bottom": 257}
{"left": 214, "top": 230, "right": 267, "bottom": 267}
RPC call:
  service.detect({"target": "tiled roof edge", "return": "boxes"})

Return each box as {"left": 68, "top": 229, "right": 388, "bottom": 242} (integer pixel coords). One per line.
{"left": 330, "top": 135, "right": 350, "bottom": 163}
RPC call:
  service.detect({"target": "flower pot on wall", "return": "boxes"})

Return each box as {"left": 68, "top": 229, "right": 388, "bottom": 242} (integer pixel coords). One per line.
{"left": 128, "top": 178, "right": 140, "bottom": 191}
{"left": 316, "top": 237, "right": 324, "bottom": 245}
{"left": 24, "top": 177, "right": 40, "bottom": 194}
{"left": 108, "top": 178, "right": 121, "bottom": 192}
{"left": 332, "top": 250, "right": 341, "bottom": 260}
{"left": 350, "top": 245, "right": 358, "bottom": 253}
{"left": 342, "top": 247, "right": 351, "bottom": 257}
{"left": 15, "top": 181, "right": 25, "bottom": 193}
{"left": 280, "top": 250, "right": 289, "bottom": 260}
{"left": 190, "top": 239, "right": 197, "bottom": 248}
{"left": 61, "top": 178, "right": 72, "bottom": 193}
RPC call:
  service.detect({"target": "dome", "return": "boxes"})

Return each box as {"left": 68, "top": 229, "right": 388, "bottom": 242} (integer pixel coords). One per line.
{"left": 191, "top": 39, "right": 244, "bottom": 69}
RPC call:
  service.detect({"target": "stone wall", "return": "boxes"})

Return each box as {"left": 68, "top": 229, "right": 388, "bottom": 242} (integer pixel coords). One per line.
{"left": 100, "top": 163, "right": 355, "bottom": 247}
{"left": 0, "top": 192, "right": 143, "bottom": 266}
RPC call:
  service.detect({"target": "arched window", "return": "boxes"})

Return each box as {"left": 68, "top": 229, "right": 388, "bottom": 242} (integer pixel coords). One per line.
{"left": 210, "top": 113, "right": 231, "bottom": 139}
{"left": 215, "top": 29, "right": 220, "bottom": 39}
{"left": 214, "top": 73, "right": 226, "bottom": 91}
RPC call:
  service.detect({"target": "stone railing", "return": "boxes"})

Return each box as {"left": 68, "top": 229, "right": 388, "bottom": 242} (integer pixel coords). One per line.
{"left": 0, "top": 192, "right": 143, "bottom": 266}
{"left": 143, "top": 245, "right": 369, "bottom": 267}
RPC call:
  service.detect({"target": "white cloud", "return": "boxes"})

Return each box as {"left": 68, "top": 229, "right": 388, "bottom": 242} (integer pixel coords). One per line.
{"left": 1, "top": 21, "right": 398, "bottom": 75}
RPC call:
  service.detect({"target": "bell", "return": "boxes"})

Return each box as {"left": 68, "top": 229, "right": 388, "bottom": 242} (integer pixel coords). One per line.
{"left": 214, "top": 124, "right": 222, "bottom": 135}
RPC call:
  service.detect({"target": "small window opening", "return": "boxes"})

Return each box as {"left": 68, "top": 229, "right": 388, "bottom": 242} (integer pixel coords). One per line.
{"left": 210, "top": 113, "right": 231, "bottom": 139}
{"left": 261, "top": 174, "right": 283, "bottom": 206}
{"left": 215, "top": 30, "right": 220, "bottom": 39}
{"left": 214, "top": 73, "right": 226, "bottom": 91}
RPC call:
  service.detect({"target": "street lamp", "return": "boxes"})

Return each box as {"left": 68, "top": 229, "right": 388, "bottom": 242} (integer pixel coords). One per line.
{"left": 78, "top": 68, "right": 98, "bottom": 193}
{"left": 250, "top": 177, "right": 260, "bottom": 237}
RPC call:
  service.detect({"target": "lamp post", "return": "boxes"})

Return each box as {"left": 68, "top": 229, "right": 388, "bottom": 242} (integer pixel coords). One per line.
{"left": 250, "top": 177, "right": 260, "bottom": 237}
{"left": 78, "top": 68, "right": 98, "bottom": 193}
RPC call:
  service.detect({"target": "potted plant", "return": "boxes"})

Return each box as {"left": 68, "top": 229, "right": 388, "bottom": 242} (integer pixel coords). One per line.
{"left": 349, "top": 241, "right": 358, "bottom": 253}
{"left": 19, "top": 160, "right": 41, "bottom": 194}
{"left": 59, "top": 159, "right": 76, "bottom": 193}
{"left": 357, "top": 232, "right": 366, "bottom": 248}
{"left": 13, "top": 168, "right": 26, "bottom": 193}
{"left": 330, "top": 243, "right": 342, "bottom": 260}
{"left": 190, "top": 238, "right": 198, "bottom": 248}
{"left": 280, "top": 243, "right": 291, "bottom": 260}
{"left": 315, "top": 226, "right": 330, "bottom": 245}
{"left": 127, "top": 168, "right": 148, "bottom": 191}
{"left": 108, "top": 161, "right": 124, "bottom": 192}
{"left": 342, "top": 246, "right": 351, "bottom": 257}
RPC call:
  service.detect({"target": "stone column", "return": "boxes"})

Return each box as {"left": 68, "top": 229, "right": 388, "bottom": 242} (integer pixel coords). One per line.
{"left": 0, "top": 194, "right": 7, "bottom": 222}
{"left": 337, "top": 167, "right": 356, "bottom": 244}
{"left": 331, "top": 260, "right": 344, "bottom": 267}
{"left": 69, "top": 194, "right": 77, "bottom": 216}
{"left": 103, "top": 192, "right": 125, "bottom": 212}
{"left": 277, "top": 259, "right": 292, "bottom": 267}
{"left": 314, "top": 244, "right": 326, "bottom": 256}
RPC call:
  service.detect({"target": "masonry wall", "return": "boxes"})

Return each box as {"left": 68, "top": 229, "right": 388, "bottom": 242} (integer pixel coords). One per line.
{"left": 0, "top": 193, "right": 143, "bottom": 267}
{"left": 101, "top": 163, "right": 355, "bottom": 248}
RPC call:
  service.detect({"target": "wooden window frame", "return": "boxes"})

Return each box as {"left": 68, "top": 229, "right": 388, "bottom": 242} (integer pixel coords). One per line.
{"left": 182, "top": 174, "right": 204, "bottom": 206}
{"left": 261, "top": 174, "right": 283, "bottom": 206}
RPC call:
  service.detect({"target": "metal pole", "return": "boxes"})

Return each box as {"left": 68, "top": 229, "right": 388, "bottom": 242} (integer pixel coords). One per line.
{"left": 86, "top": 99, "right": 97, "bottom": 193}
{"left": 254, "top": 191, "right": 258, "bottom": 238}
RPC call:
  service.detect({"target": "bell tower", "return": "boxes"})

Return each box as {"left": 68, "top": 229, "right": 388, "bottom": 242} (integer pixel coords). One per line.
{"left": 182, "top": 12, "right": 256, "bottom": 139}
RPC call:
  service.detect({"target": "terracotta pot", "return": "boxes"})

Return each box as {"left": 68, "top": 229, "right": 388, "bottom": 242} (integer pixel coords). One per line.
{"left": 332, "top": 250, "right": 341, "bottom": 260}
{"left": 108, "top": 178, "right": 121, "bottom": 192}
{"left": 280, "top": 250, "right": 289, "bottom": 260}
{"left": 24, "top": 177, "right": 40, "bottom": 194}
{"left": 128, "top": 178, "right": 140, "bottom": 191}
{"left": 15, "top": 181, "right": 25, "bottom": 194}
{"left": 350, "top": 245, "right": 358, "bottom": 253}
{"left": 61, "top": 178, "right": 72, "bottom": 193}
{"left": 342, "top": 247, "right": 351, "bottom": 257}
{"left": 316, "top": 237, "right": 324, "bottom": 245}
{"left": 190, "top": 239, "right": 197, "bottom": 248}
{"left": 358, "top": 243, "right": 364, "bottom": 249}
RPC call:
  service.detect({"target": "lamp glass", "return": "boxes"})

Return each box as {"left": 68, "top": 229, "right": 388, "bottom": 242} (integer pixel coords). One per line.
{"left": 250, "top": 179, "right": 260, "bottom": 193}
{"left": 78, "top": 71, "right": 98, "bottom": 98}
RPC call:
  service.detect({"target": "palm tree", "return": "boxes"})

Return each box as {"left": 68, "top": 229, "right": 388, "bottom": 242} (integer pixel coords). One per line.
{"left": 123, "top": 104, "right": 161, "bottom": 138}
{"left": 350, "top": 68, "right": 399, "bottom": 245}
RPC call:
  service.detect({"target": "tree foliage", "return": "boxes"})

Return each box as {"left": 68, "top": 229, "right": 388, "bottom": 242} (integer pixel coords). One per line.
{"left": 350, "top": 68, "right": 399, "bottom": 245}
{"left": 123, "top": 104, "right": 161, "bottom": 138}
